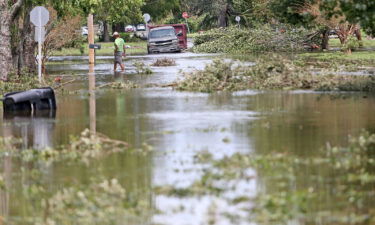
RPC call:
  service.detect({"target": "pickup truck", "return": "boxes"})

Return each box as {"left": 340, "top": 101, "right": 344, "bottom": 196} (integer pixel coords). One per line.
{"left": 147, "top": 24, "right": 188, "bottom": 54}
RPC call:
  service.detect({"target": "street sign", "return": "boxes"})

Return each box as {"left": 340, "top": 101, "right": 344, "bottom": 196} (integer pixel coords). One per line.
{"left": 30, "top": 6, "right": 49, "bottom": 27}
{"left": 182, "top": 12, "right": 189, "bottom": 19}
{"left": 235, "top": 16, "right": 241, "bottom": 22}
{"left": 30, "top": 6, "right": 50, "bottom": 83}
{"left": 35, "top": 26, "right": 45, "bottom": 43}
{"left": 143, "top": 13, "right": 151, "bottom": 23}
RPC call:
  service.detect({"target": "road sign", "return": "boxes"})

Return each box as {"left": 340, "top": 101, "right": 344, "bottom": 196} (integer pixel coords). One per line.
{"left": 143, "top": 13, "right": 151, "bottom": 23}
{"left": 182, "top": 12, "right": 189, "bottom": 19}
{"left": 30, "top": 6, "right": 50, "bottom": 83}
{"left": 35, "top": 26, "right": 45, "bottom": 43}
{"left": 235, "top": 16, "right": 241, "bottom": 22}
{"left": 30, "top": 6, "right": 49, "bottom": 27}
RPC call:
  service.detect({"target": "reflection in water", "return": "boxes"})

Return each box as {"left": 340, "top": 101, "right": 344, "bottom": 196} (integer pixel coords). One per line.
{"left": 89, "top": 64, "right": 96, "bottom": 134}
{"left": 1, "top": 110, "right": 56, "bottom": 222}
{"left": 3, "top": 110, "right": 56, "bottom": 150}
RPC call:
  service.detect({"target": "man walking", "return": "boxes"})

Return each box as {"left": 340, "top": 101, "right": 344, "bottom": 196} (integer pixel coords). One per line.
{"left": 113, "top": 32, "right": 126, "bottom": 72}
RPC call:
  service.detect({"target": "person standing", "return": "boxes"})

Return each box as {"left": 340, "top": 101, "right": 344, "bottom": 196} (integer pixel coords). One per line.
{"left": 113, "top": 32, "right": 126, "bottom": 71}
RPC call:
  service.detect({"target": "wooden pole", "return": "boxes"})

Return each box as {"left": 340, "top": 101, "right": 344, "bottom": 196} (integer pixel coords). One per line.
{"left": 88, "top": 14, "right": 95, "bottom": 64}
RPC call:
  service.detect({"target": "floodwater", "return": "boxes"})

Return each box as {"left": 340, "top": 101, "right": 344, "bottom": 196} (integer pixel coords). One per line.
{"left": 1, "top": 51, "right": 375, "bottom": 224}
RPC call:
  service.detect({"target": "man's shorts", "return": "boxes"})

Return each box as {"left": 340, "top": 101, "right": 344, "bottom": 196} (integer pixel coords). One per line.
{"left": 115, "top": 52, "right": 123, "bottom": 64}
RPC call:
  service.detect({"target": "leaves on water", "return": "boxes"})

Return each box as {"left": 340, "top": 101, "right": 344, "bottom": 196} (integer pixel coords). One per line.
{"left": 155, "top": 131, "right": 375, "bottom": 224}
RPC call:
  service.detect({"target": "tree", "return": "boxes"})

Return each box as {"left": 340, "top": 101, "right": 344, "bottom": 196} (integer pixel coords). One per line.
{"left": 0, "top": 0, "right": 24, "bottom": 80}
{"left": 182, "top": 0, "right": 233, "bottom": 28}
{"left": 142, "top": 0, "right": 180, "bottom": 22}
{"left": 320, "top": 0, "right": 375, "bottom": 36}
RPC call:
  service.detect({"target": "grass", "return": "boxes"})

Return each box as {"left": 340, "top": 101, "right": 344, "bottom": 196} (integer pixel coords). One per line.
{"left": 51, "top": 41, "right": 147, "bottom": 56}
{"left": 300, "top": 50, "right": 375, "bottom": 61}
{"left": 329, "top": 37, "right": 375, "bottom": 48}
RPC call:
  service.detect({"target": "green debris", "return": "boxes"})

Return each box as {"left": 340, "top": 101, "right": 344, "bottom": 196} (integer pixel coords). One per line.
{"left": 151, "top": 58, "right": 176, "bottom": 67}
{"left": 133, "top": 62, "right": 153, "bottom": 74}
{"left": 176, "top": 56, "right": 375, "bottom": 93}
{"left": 193, "top": 25, "right": 318, "bottom": 54}
{"left": 1, "top": 129, "right": 129, "bottom": 164}
{"left": 42, "top": 179, "right": 128, "bottom": 225}
{"left": 98, "top": 80, "right": 139, "bottom": 89}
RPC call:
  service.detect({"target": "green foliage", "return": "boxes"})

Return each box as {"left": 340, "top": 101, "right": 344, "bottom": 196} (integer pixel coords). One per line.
{"left": 341, "top": 36, "right": 361, "bottom": 52}
{"left": 151, "top": 58, "right": 176, "bottom": 67}
{"left": 119, "top": 32, "right": 142, "bottom": 42}
{"left": 321, "top": 0, "right": 375, "bottom": 36}
{"left": 0, "top": 71, "right": 46, "bottom": 95}
{"left": 142, "top": 0, "right": 180, "bottom": 22}
{"left": 1, "top": 129, "right": 129, "bottom": 164}
{"left": 176, "top": 56, "right": 375, "bottom": 93}
{"left": 193, "top": 25, "right": 317, "bottom": 53}
{"left": 133, "top": 62, "right": 153, "bottom": 74}
{"left": 269, "top": 0, "right": 316, "bottom": 27}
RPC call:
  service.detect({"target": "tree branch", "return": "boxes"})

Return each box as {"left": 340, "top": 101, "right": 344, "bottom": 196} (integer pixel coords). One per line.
{"left": 10, "top": 0, "right": 24, "bottom": 21}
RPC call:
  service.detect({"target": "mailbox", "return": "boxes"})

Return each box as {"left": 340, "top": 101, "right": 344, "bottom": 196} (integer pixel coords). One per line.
{"left": 89, "top": 44, "right": 101, "bottom": 49}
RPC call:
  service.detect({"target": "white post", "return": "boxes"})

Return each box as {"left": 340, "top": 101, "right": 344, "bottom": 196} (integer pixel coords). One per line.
{"left": 185, "top": 18, "right": 190, "bottom": 34}
{"left": 38, "top": 26, "right": 42, "bottom": 82}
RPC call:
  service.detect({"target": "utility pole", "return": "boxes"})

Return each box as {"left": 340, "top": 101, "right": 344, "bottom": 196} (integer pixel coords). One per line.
{"left": 88, "top": 14, "right": 95, "bottom": 65}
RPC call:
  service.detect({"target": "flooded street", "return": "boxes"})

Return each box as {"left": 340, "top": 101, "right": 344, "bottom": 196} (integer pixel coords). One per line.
{"left": 1, "top": 52, "right": 375, "bottom": 224}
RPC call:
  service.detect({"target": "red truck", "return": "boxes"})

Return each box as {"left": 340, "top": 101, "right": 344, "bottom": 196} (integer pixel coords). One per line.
{"left": 147, "top": 24, "right": 188, "bottom": 54}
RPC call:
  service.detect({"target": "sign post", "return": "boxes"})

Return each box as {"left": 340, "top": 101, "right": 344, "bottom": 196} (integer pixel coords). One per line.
{"left": 143, "top": 13, "right": 151, "bottom": 38}
{"left": 235, "top": 16, "right": 241, "bottom": 28}
{"left": 30, "top": 6, "right": 49, "bottom": 83}
{"left": 87, "top": 14, "right": 95, "bottom": 65}
{"left": 182, "top": 12, "right": 190, "bottom": 34}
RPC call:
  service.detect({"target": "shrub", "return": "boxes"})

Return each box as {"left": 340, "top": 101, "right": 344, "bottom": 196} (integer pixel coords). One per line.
{"left": 119, "top": 32, "right": 142, "bottom": 42}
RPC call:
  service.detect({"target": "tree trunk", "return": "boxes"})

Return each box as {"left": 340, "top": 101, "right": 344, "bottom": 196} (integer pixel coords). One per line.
{"left": 0, "top": 0, "right": 24, "bottom": 80}
{"left": 21, "top": 7, "right": 37, "bottom": 74}
{"left": 321, "top": 29, "right": 330, "bottom": 50}
{"left": 354, "top": 27, "right": 363, "bottom": 47}
{"left": 103, "top": 21, "right": 110, "bottom": 42}
{"left": 0, "top": 11, "right": 14, "bottom": 80}
{"left": 218, "top": 4, "right": 228, "bottom": 28}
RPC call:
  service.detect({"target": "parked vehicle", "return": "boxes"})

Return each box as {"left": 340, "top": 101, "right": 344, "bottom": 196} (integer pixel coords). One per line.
{"left": 125, "top": 25, "right": 135, "bottom": 32}
{"left": 136, "top": 24, "right": 146, "bottom": 31}
{"left": 147, "top": 24, "right": 188, "bottom": 54}
{"left": 135, "top": 24, "right": 148, "bottom": 40}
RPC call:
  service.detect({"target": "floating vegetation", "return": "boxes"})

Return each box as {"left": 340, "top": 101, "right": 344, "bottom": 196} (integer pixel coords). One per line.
{"left": 42, "top": 179, "right": 129, "bottom": 225}
{"left": 155, "top": 131, "right": 375, "bottom": 224}
{"left": 176, "top": 56, "right": 375, "bottom": 93}
{"left": 0, "top": 129, "right": 129, "bottom": 164}
{"left": 133, "top": 62, "right": 153, "bottom": 74}
{"left": 151, "top": 58, "right": 176, "bottom": 67}
{"left": 98, "top": 80, "right": 139, "bottom": 89}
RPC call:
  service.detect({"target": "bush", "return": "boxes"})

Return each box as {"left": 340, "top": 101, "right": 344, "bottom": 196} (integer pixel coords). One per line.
{"left": 193, "top": 25, "right": 318, "bottom": 53}
{"left": 118, "top": 32, "right": 142, "bottom": 42}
